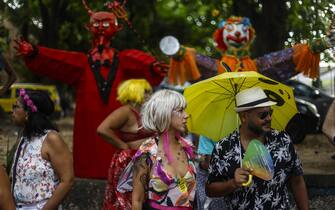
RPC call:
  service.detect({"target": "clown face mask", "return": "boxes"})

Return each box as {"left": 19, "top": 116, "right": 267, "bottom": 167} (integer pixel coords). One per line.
{"left": 223, "top": 21, "right": 250, "bottom": 49}
{"left": 214, "top": 17, "right": 255, "bottom": 53}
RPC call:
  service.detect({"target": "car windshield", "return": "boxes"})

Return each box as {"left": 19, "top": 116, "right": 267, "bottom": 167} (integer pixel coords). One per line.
{"left": 287, "top": 80, "right": 333, "bottom": 98}
{"left": 293, "top": 83, "right": 314, "bottom": 97}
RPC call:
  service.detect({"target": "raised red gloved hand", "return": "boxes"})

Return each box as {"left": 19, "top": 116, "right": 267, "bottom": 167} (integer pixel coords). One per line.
{"left": 14, "top": 38, "right": 34, "bottom": 56}
{"left": 152, "top": 61, "right": 168, "bottom": 77}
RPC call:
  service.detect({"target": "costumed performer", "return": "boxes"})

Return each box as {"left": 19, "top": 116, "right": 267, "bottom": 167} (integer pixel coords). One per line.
{"left": 165, "top": 16, "right": 335, "bottom": 85}
{"left": 14, "top": 0, "right": 166, "bottom": 179}
{"left": 118, "top": 89, "right": 196, "bottom": 210}
{"left": 97, "top": 79, "right": 156, "bottom": 210}
{"left": 11, "top": 89, "right": 74, "bottom": 209}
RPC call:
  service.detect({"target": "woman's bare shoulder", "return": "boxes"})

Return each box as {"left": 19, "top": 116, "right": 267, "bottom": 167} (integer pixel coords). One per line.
{"left": 44, "top": 131, "right": 67, "bottom": 149}
{"left": 111, "top": 104, "right": 134, "bottom": 117}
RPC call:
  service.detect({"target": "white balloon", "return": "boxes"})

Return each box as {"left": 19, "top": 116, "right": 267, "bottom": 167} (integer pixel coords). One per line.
{"left": 159, "top": 36, "right": 180, "bottom": 56}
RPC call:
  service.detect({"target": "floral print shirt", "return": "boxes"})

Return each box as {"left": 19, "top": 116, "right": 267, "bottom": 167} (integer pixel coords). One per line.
{"left": 12, "top": 131, "right": 60, "bottom": 204}
{"left": 207, "top": 129, "right": 303, "bottom": 210}
{"left": 118, "top": 136, "right": 196, "bottom": 208}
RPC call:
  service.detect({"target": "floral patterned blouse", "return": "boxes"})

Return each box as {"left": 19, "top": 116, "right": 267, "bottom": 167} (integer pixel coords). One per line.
{"left": 12, "top": 130, "right": 60, "bottom": 204}
{"left": 118, "top": 136, "right": 196, "bottom": 208}
{"left": 207, "top": 129, "right": 303, "bottom": 210}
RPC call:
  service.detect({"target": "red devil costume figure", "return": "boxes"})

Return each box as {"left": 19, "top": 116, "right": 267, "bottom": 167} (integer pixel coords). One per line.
{"left": 15, "top": 0, "right": 166, "bottom": 179}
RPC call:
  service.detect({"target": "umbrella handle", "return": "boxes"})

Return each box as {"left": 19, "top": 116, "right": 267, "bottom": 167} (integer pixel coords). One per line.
{"left": 242, "top": 174, "right": 253, "bottom": 187}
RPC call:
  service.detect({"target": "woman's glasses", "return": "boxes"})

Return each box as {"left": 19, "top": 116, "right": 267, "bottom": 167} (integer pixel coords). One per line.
{"left": 258, "top": 109, "right": 273, "bottom": 120}
{"left": 12, "top": 104, "right": 23, "bottom": 110}
{"left": 173, "top": 108, "right": 186, "bottom": 117}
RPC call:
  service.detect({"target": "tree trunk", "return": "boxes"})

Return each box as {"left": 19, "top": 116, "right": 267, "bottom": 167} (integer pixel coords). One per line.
{"left": 39, "top": 0, "right": 68, "bottom": 48}
{"left": 232, "top": 0, "right": 289, "bottom": 58}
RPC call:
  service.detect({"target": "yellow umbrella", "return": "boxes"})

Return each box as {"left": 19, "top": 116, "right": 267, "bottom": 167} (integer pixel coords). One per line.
{"left": 184, "top": 71, "right": 297, "bottom": 141}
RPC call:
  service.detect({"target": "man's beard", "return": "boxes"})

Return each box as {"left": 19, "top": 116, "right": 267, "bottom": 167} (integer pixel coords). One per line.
{"left": 248, "top": 121, "right": 271, "bottom": 136}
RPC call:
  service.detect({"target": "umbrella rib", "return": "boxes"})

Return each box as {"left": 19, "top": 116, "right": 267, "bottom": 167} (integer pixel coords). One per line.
{"left": 236, "top": 78, "right": 260, "bottom": 92}
{"left": 228, "top": 79, "right": 237, "bottom": 95}
{"left": 211, "top": 95, "right": 235, "bottom": 103}
{"left": 205, "top": 90, "right": 232, "bottom": 96}
{"left": 244, "top": 80, "right": 261, "bottom": 89}
{"left": 250, "top": 81, "right": 260, "bottom": 88}
{"left": 225, "top": 100, "right": 234, "bottom": 112}
{"left": 206, "top": 90, "right": 235, "bottom": 97}
{"left": 212, "top": 80, "right": 234, "bottom": 95}
{"left": 236, "top": 78, "right": 246, "bottom": 93}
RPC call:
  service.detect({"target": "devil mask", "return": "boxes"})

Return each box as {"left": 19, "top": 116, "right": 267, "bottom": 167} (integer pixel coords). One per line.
{"left": 82, "top": 0, "right": 123, "bottom": 49}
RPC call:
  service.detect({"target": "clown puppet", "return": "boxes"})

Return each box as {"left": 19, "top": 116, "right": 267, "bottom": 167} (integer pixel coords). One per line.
{"left": 14, "top": 0, "right": 166, "bottom": 179}
{"left": 166, "top": 16, "right": 335, "bottom": 85}
{"left": 163, "top": 16, "right": 335, "bottom": 145}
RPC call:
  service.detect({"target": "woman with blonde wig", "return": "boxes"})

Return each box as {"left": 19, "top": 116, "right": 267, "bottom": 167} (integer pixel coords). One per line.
{"left": 97, "top": 79, "right": 155, "bottom": 210}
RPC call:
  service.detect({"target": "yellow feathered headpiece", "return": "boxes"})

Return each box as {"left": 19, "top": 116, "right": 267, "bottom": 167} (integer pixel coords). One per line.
{"left": 117, "top": 79, "right": 152, "bottom": 105}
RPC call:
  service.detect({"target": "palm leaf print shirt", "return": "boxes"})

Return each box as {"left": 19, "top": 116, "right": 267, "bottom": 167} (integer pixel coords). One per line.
{"left": 207, "top": 130, "right": 303, "bottom": 210}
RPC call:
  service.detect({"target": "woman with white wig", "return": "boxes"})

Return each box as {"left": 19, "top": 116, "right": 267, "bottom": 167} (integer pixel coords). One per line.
{"left": 129, "top": 89, "right": 196, "bottom": 210}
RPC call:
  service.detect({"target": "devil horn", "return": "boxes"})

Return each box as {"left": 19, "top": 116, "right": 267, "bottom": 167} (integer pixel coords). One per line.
{"left": 82, "top": 0, "right": 93, "bottom": 16}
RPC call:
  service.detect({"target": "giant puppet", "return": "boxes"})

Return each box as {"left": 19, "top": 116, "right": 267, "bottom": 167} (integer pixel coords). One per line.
{"left": 15, "top": 1, "right": 166, "bottom": 179}
{"left": 163, "top": 16, "right": 335, "bottom": 144}
{"left": 165, "top": 16, "right": 335, "bottom": 85}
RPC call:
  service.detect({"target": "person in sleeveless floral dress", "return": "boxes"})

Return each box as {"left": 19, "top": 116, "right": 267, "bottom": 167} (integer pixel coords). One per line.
{"left": 11, "top": 89, "right": 74, "bottom": 210}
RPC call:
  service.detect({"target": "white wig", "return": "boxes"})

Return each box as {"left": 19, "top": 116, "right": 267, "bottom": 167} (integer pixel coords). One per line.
{"left": 141, "top": 89, "right": 186, "bottom": 133}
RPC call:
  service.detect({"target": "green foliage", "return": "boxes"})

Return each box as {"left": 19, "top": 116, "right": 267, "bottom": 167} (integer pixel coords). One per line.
{"left": 287, "top": 0, "right": 333, "bottom": 44}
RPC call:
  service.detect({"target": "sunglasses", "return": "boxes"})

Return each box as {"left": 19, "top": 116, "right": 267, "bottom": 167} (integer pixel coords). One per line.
{"left": 258, "top": 109, "right": 273, "bottom": 120}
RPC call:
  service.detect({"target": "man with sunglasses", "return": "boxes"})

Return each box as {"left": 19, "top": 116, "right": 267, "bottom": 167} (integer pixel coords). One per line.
{"left": 206, "top": 87, "right": 309, "bottom": 210}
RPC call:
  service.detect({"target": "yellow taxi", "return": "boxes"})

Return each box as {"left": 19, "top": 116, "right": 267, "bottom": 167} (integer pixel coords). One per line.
{"left": 0, "top": 83, "right": 62, "bottom": 117}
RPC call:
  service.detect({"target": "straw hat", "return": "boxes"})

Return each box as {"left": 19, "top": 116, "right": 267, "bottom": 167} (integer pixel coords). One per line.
{"left": 235, "top": 87, "right": 277, "bottom": 112}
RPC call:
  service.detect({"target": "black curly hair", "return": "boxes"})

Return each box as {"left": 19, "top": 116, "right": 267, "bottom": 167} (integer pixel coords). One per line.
{"left": 21, "top": 90, "right": 58, "bottom": 138}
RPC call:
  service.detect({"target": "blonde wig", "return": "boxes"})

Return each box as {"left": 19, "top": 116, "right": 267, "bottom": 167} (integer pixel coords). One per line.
{"left": 117, "top": 79, "right": 152, "bottom": 105}
{"left": 141, "top": 89, "right": 186, "bottom": 133}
